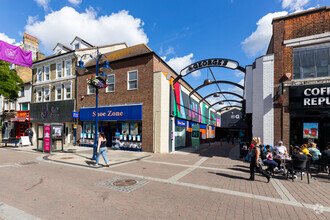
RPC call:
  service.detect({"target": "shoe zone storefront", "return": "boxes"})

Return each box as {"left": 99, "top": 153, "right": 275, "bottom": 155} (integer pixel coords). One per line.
{"left": 79, "top": 104, "right": 143, "bottom": 151}
{"left": 289, "top": 83, "right": 330, "bottom": 150}
{"left": 170, "top": 82, "right": 220, "bottom": 150}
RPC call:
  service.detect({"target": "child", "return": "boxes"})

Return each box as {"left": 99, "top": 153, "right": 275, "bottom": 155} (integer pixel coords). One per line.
{"left": 264, "top": 147, "right": 278, "bottom": 172}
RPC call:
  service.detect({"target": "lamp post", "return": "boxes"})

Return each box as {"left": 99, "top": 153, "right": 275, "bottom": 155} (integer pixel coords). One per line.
{"left": 75, "top": 48, "right": 112, "bottom": 160}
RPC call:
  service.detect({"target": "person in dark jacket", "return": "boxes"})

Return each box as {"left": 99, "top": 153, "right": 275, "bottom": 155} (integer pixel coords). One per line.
{"left": 25, "top": 128, "right": 34, "bottom": 146}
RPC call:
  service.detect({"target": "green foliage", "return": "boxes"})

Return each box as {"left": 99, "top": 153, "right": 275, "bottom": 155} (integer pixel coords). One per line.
{"left": 0, "top": 60, "right": 24, "bottom": 100}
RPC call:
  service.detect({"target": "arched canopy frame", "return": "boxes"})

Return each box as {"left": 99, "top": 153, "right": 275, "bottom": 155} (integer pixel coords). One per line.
{"left": 209, "top": 100, "right": 243, "bottom": 108}
{"left": 217, "top": 105, "right": 242, "bottom": 113}
{"left": 198, "top": 92, "right": 243, "bottom": 104}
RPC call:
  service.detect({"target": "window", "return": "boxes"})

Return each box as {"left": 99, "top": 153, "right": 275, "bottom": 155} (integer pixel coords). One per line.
{"left": 64, "top": 85, "right": 72, "bottom": 100}
{"left": 88, "top": 85, "right": 95, "bottom": 94}
{"left": 55, "top": 86, "right": 62, "bottom": 101}
{"left": 36, "top": 89, "right": 42, "bottom": 102}
{"left": 20, "top": 86, "right": 25, "bottom": 97}
{"left": 56, "top": 62, "right": 63, "bottom": 78}
{"left": 65, "top": 60, "right": 72, "bottom": 76}
{"left": 4, "top": 100, "right": 9, "bottom": 111}
{"left": 44, "top": 87, "right": 50, "bottom": 102}
{"left": 10, "top": 101, "right": 15, "bottom": 110}
{"left": 44, "top": 65, "right": 50, "bottom": 81}
{"left": 75, "top": 43, "right": 79, "bottom": 50}
{"left": 21, "top": 103, "right": 29, "bottom": 111}
{"left": 127, "top": 70, "right": 138, "bottom": 90}
{"left": 293, "top": 45, "right": 330, "bottom": 79}
{"left": 106, "top": 74, "right": 115, "bottom": 92}
{"left": 37, "top": 67, "right": 42, "bottom": 82}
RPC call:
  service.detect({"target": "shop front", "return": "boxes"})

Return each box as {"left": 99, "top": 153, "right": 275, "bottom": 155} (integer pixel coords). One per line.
{"left": 79, "top": 104, "right": 143, "bottom": 151}
{"left": 174, "top": 119, "right": 187, "bottom": 149}
{"left": 30, "top": 100, "right": 75, "bottom": 151}
{"left": 10, "top": 110, "right": 30, "bottom": 138}
{"left": 289, "top": 83, "right": 330, "bottom": 150}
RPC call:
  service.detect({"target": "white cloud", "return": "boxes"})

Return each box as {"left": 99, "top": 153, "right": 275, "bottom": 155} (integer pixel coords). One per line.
{"left": 234, "top": 70, "right": 244, "bottom": 78}
{"left": 159, "top": 46, "right": 175, "bottom": 56}
{"left": 25, "top": 7, "right": 148, "bottom": 55}
{"left": 34, "top": 0, "right": 50, "bottom": 10}
{"left": 68, "top": 0, "right": 82, "bottom": 5}
{"left": 166, "top": 53, "right": 201, "bottom": 78}
{"left": 0, "top": 33, "right": 17, "bottom": 44}
{"left": 281, "top": 0, "right": 310, "bottom": 11}
{"left": 241, "top": 11, "right": 288, "bottom": 58}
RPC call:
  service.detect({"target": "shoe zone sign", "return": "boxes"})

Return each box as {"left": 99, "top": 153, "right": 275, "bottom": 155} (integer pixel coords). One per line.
{"left": 290, "top": 84, "right": 330, "bottom": 109}
{"left": 79, "top": 105, "right": 142, "bottom": 121}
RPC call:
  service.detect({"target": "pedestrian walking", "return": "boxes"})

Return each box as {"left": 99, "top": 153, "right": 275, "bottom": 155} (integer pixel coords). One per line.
{"left": 25, "top": 128, "right": 34, "bottom": 146}
{"left": 248, "top": 137, "right": 270, "bottom": 183}
{"left": 95, "top": 132, "right": 110, "bottom": 167}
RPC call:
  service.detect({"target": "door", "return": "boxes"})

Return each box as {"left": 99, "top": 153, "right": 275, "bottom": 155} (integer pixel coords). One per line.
{"left": 37, "top": 124, "right": 44, "bottom": 151}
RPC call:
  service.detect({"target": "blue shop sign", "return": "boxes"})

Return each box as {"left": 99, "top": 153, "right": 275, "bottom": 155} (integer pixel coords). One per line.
{"left": 176, "top": 119, "right": 187, "bottom": 127}
{"left": 200, "top": 124, "right": 207, "bottom": 129}
{"left": 189, "top": 121, "right": 197, "bottom": 127}
{"left": 80, "top": 105, "right": 142, "bottom": 121}
{"left": 72, "top": 111, "right": 79, "bottom": 118}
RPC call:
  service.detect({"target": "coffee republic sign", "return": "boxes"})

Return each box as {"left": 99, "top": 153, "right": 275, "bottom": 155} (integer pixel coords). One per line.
{"left": 303, "top": 86, "right": 330, "bottom": 106}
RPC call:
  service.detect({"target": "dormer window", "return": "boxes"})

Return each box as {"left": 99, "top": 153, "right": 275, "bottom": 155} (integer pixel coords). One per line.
{"left": 75, "top": 43, "right": 79, "bottom": 50}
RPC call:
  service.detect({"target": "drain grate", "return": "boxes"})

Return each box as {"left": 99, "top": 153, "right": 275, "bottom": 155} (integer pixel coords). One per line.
{"left": 97, "top": 176, "right": 148, "bottom": 193}
{"left": 18, "top": 161, "right": 38, "bottom": 166}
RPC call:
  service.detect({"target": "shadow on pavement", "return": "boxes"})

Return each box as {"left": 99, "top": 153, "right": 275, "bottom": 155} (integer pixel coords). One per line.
{"left": 208, "top": 171, "right": 247, "bottom": 180}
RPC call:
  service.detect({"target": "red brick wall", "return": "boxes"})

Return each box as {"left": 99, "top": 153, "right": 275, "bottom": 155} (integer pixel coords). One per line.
{"left": 273, "top": 7, "right": 330, "bottom": 148}
{"left": 77, "top": 54, "right": 155, "bottom": 152}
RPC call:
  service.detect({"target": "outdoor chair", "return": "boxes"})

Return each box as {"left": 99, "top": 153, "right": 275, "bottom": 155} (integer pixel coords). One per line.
{"left": 286, "top": 159, "right": 310, "bottom": 184}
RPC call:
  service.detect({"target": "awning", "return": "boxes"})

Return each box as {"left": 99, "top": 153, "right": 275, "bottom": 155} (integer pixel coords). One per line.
{"left": 10, "top": 118, "right": 28, "bottom": 122}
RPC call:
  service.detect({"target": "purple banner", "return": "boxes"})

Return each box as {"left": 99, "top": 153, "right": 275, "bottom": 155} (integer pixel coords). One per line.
{"left": 0, "top": 40, "right": 32, "bottom": 67}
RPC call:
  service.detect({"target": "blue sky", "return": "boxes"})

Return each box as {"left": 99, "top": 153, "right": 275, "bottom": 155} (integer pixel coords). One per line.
{"left": 1, "top": 0, "right": 329, "bottom": 108}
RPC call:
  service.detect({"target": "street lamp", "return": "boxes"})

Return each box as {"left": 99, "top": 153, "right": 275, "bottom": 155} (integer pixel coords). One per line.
{"left": 75, "top": 48, "right": 111, "bottom": 160}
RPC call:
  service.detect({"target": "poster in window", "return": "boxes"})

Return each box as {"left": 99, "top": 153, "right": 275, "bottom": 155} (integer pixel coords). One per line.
{"left": 85, "top": 122, "right": 91, "bottom": 133}
{"left": 122, "top": 123, "right": 129, "bottom": 135}
{"left": 130, "top": 123, "right": 138, "bottom": 135}
{"left": 303, "top": 123, "right": 318, "bottom": 139}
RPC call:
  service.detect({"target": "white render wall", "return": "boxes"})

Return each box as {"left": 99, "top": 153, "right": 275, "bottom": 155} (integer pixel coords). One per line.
{"left": 262, "top": 55, "right": 274, "bottom": 146}
{"left": 246, "top": 55, "right": 274, "bottom": 145}
{"left": 153, "top": 71, "right": 170, "bottom": 153}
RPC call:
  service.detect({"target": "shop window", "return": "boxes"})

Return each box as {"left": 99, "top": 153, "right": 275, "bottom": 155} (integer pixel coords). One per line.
{"left": 37, "top": 67, "right": 42, "bottom": 82}
{"left": 44, "top": 87, "right": 50, "bottom": 102}
{"left": 127, "top": 70, "right": 138, "bottom": 90}
{"left": 36, "top": 89, "right": 42, "bottom": 102}
{"left": 44, "top": 65, "right": 50, "bottom": 81}
{"left": 293, "top": 45, "right": 330, "bottom": 79}
{"left": 21, "top": 103, "right": 29, "bottom": 111}
{"left": 88, "top": 84, "right": 95, "bottom": 94}
{"left": 56, "top": 62, "right": 63, "bottom": 78}
{"left": 106, "top": 74, "right": 115, "bottom": 92}
{"left": 64, "top": 85, "right": 72, "bottom": 99}
{"left": 65, "top": 60, "right": 72, "bottom": 76}
{"left": 55, "top": 86, "right": 62, "bottom": 101}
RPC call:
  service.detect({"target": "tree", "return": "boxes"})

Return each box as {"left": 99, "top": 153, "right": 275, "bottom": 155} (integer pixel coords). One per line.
{"left": 0, "top": 60, "right": 24, "bottom": 100}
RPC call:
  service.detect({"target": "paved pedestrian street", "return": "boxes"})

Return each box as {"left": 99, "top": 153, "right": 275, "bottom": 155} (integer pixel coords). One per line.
{"left": 0, "top": 142, "right": 329, "bottom": 219}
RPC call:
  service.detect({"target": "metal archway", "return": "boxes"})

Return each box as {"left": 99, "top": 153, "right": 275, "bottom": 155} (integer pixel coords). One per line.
{"left": 198, "top": 92, "right": 243, "bottom": 104}
{"left": 189, "top": 80, "right": 244, "bottom": 97}
{"left": 217, "top": 105, "right": 242, "bottom": 113}
{"left": 209, "top": 100, "right": 243, "bottom": 108}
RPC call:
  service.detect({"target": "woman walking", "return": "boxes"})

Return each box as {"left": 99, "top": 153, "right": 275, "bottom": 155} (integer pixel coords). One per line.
{"left": 248, "top": 137, "right": 270, "bottom": 183}
{"left": 95, "top": 132, "right": 110, "bottom": 167}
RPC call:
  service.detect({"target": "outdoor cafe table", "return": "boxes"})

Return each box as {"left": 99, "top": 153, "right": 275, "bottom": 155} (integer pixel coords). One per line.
{"left": 274, "top": 155, "right": 292, "bottom": 174}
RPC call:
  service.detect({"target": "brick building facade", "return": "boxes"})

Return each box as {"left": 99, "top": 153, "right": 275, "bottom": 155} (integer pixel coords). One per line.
{"left": 271, "top": 6, "right": 330, "bottom": 149}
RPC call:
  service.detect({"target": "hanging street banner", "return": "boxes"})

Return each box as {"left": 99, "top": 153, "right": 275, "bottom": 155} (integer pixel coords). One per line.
{"left": 0, "top": 40, "right": 32, "bottom": 67}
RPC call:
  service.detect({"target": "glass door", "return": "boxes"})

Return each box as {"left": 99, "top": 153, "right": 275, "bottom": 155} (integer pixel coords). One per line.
{"left": 37, "top": 124, "right": 44, "bottom": 151}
